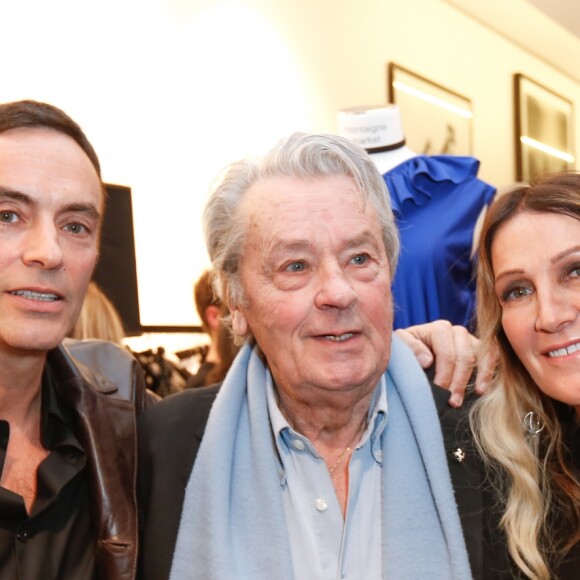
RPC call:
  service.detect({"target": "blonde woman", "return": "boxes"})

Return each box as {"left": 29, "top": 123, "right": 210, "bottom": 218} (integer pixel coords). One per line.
{"left": 70, "top": 281, "right": 126, "bottom": 344}
{"left": 470, "top": 172, "right": 580, "bottom": 579}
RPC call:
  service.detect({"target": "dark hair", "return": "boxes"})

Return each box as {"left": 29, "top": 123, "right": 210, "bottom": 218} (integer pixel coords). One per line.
{"left": 0, "top": 100, "right": 101, "bottom": 177}
{"left": 192, "top": 269, "right": 240, "bottom": 386}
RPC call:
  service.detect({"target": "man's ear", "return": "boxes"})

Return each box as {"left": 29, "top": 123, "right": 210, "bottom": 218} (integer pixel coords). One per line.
{"left": 231, "top": 309, "right": 248, "bottom": 338}
{"left": 205, "top": 305, "right": 222, "bottom": 332}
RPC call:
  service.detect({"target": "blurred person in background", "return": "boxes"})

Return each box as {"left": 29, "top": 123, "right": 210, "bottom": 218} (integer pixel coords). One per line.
{"left": 69, "top": 280, "right": 125, "bottom": 344}
{"left": 185, "top": 269, "right": 240, "bottom": 388}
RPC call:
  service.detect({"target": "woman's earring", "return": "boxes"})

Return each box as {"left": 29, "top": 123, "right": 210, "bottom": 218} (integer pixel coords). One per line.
{"left": 523, "top": 411, "right": 544, "bottom": 437}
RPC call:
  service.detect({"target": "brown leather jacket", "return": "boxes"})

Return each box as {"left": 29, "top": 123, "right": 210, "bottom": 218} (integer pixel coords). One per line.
{"left": 47, "top": 339, "right": 152, "bottom": 580}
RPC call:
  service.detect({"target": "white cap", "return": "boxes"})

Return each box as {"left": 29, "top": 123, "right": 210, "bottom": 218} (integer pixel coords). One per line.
{"left": 337, "top": 104, "right": 405, "bottom": 151}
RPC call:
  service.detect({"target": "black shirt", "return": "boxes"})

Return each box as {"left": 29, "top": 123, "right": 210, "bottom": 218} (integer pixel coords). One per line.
{"left": 0, "top": 370, "right": 96, "bottom": 579}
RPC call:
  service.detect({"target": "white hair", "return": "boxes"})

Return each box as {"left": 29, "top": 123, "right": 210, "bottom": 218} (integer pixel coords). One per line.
{"left": 203, "top": 132, "right": 399, "bottom": 312}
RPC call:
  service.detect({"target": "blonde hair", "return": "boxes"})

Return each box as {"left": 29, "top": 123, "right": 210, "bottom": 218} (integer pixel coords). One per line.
{"left": 70, "top": 281, "right": 126, "bottom": 345}
{"left": 471, "top": 172, "right": 580, "bottom": 579}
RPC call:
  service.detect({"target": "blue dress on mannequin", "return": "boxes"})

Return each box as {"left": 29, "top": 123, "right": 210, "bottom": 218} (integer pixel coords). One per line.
{"left": 384, "top": 155, "right": 496, "bottom": 330}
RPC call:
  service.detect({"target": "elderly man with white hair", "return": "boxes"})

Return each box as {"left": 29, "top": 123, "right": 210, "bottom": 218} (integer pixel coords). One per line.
{"left": 138, "top": 133, "right": 483, "bottom": 580}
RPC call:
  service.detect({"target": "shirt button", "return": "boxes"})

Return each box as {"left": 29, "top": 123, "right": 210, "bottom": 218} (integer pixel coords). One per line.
{"left": 315, "top": 498, "right": 328, "bottom": 512}
{"left": 17, "top": 530, "right": 29, "bottom": 543}
{"left": 292, "top": 439, "right": 305, "bottom": 451}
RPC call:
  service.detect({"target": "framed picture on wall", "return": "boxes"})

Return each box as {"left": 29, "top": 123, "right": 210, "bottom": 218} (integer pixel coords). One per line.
{"left": 387, "top": 62, "right": 473, "bottom": 156}
{"left": 514, "top": 73, "right": 575, "bottom": 181}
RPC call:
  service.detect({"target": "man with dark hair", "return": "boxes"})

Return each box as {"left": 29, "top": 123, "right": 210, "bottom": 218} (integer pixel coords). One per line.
{"left": 185, "top": 270, "right": 240, "bottom": 388}
{"left": 194, "top": 269, "right": 221, "bottom": 333}
{"left": 0, "top": 100, "right": 147, "bottom": 579}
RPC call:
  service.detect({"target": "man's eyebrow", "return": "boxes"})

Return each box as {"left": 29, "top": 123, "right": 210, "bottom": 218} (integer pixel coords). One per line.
{"left": 345, "top": 231, "right": 383, "bottom": 250}
{"left": 270, "top": 239, "right": 313, "bottom": 253}
{"left": 0, "top": 187, "right": 101, "bottom": 221}
{"left": 0, "top": 187, "right": 35, "bottom": 205}
{"left": 62, "top": 203, "right": 101, "bottom": 222}
{"left": 267, "top": 232, "right": 383, "bottom": 261}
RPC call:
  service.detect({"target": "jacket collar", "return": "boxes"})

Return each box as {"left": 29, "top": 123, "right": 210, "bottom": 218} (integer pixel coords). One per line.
{"left": 47, "top": 344, "right": 119, "bottom": 396}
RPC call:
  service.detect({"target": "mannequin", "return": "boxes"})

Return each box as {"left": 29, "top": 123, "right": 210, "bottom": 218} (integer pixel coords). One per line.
{"left": 337, "top": 104, "right": 496, "bottom": 330}
{"left": 337, "top": 104, "right": 418, "bottom": 174}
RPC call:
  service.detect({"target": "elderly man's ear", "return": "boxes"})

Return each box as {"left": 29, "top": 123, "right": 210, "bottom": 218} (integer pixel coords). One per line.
{"left": 231, "top": 309, "right": 248, "bottom": 338}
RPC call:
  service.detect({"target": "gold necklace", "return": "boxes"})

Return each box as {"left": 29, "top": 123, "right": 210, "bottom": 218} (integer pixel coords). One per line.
{"left": 327, "top": 416, "right": 368, "bottom": 476}
{"left": 328, "top": 445, "right": 353, "bottom": 474}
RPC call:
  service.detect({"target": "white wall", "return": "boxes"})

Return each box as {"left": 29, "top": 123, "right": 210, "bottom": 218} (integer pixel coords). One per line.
{"left": 1, "top": 0, "right": 578, "bottom": 328}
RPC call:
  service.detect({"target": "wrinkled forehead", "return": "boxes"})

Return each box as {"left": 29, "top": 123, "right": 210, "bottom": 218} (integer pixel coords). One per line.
{"left": 242, "top": 173, "right": 366, "bottom": 211}
{"left": 239, "top": 175, "right": 382, "bottom": 251}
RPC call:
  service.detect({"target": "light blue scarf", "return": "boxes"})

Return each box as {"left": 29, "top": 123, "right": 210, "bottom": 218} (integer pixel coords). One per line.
{"left": 170, "top": 335, "right": 472, "bottom": 579}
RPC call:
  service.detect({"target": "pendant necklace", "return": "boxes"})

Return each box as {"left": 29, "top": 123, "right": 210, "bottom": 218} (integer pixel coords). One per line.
{"left": 327, "top": 416, "right": 368, "bottom": 476}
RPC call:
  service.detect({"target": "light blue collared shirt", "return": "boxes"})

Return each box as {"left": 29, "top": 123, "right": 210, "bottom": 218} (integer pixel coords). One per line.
{"left": 266, "top": 375, "right": 388, "bottom": 580}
